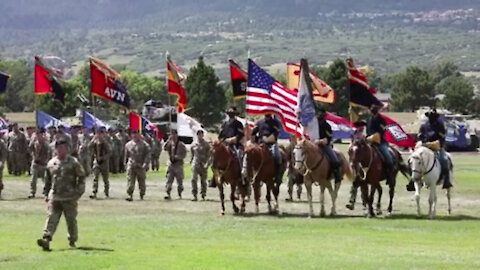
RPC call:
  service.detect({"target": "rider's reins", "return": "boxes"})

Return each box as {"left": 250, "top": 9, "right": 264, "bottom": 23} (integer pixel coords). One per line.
{"left": 296, "top": 143, "right": 325, "bottom": 177}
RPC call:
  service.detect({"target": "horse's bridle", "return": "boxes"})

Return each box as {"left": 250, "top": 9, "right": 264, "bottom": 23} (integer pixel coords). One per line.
{"left": 410, "top": 151, "right": 437, "bottom": 180}
{"left": 243, "top": 147, "right": 264, "bottom": 181}
{"left": 212, "top": 144, "right": 233, "bottom": 181}
{"left": 352, "top": 142, "right": 374, "bottom": 181}
{"left": 294, "top": 144, "right": 324, "bottom": 177}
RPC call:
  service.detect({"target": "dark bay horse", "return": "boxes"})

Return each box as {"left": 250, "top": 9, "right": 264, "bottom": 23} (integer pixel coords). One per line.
{"left": 241, "top": 143, "right": 287, "bottom": 214}
{"left": 211, "top": 141, "right": 248, "bottom": 215}
{"left": 348, "top": 138, "right": 410, "bottom": 217}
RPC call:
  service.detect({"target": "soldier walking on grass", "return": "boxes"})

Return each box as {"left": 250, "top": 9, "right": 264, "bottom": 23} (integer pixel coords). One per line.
{"left": 37, "top": 139, "right": 86, "bottom": 251}
{"left": 190, "top": 129, "right": 210, "bottom": 201}
{"left": 89, "top": 127, "right": 111, "bottom": 199}
{"left": 164, "top": 129, "right": 186, "bottom": 200}
{"left": 28, "top": 128, "right": 51, "bottom": 199}
{"left": 0, "top": 137, "right": 7, "bottom": 198}
{"left": 124, "top": 129, "right": 151, "bottom": 201}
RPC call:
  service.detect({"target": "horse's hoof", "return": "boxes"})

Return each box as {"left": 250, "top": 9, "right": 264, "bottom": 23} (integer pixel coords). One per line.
{"left": 233, "top": 208, "right": 240, "bottom": 214}
{"left": 386, "top": 212, "right": 392, "bottom": 217}
{"left": 376, "top": 210, "right": 383, "bottom": 216}
{"left": 220, "top": 211, "right": 225, "bottom": 216}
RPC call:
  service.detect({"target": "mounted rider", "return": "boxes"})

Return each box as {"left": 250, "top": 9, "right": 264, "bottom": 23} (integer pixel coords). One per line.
{"left": 218, "top": 106, "right": 244, "bottom": 165}
{"left": 314, "top": 108, "right": 341, "bottom": 184}
{"left": 251, "top": 113, "right": 282, "bottom": 184}
{"left": 407, "top": 108, "right": 452, "bottom": 190}
{"left": 366, "top": 104, "right": 394, "bottom": 185}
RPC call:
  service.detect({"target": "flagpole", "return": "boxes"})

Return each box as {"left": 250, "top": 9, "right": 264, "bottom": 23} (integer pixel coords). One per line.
{"left": 166, "top": 51, "right": 172, "bottom": 132}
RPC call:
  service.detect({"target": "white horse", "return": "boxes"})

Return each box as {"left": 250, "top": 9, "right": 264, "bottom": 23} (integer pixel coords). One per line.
{"left": 408, "top": 144, "right": 453, "bottom": 219}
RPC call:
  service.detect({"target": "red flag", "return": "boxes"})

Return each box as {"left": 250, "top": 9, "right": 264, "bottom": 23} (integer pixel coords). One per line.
{"left": 167, "top": 58, "right": 187, "bottom": 113}
{"left": 34, "top": 57, "right": 53, "bottom": 95}
{"left": 129, "top": 111, "right": 162, "bottom": 139}
{"left": 380, "top": 113, "right": 415, "bottom": 148}
{"left": 90, "top": 57, "right": 130, "bottom": 109}
{"left": 229, "top": 59, "right": 248, "bottom": 99}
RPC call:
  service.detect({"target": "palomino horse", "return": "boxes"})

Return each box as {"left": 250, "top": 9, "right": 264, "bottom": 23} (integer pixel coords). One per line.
{"left": 241, "top": 143, "right": 287, "bottom": 214}
{"left": 211, "top": 141, "right": 248, "bottom": 215}
{"left": 293, "top": 139, "right": 353, "bottom": 217}
{"left": 408, "top": 144, "right": 453, "bottom": 219}
{"left": 349, "top": 138, "right": 410, "bottom": 217}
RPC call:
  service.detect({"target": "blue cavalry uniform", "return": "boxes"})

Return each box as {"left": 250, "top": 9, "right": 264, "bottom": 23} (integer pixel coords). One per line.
{"left": 251, "top": 115, "right": 282, "bottom": 183}
{"left": 417, "top": 109, "right": 452, "bottom": 189}
{"left": 366, "top": 105, "right": 394, "bottom": 185}
{"left": 218, "top": 107, "right": 244, "bottom": 163}
{"left": 316, "top": 109, "right": 341, "bottom": 183}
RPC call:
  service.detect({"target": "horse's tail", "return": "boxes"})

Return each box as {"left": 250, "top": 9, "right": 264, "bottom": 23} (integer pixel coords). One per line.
{"left": 340, "top": 153, "right": 354, "bottom": 181}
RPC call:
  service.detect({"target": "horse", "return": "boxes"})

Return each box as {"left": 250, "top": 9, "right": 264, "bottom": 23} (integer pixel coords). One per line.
{"left": 285, "top": 140, "right": 304, "bottom": 201}
{"left": 211, "top": 141, "right": 248, "bottom": 215}
{"left": 348, "top": 138, "right": 410, "bottom": 217}
{"left": 408, "top": 143, "right": 453, "bottom": 219}
{"left": 293, "top": 139, "right": 353, "bottom": 217}
{"left": 241, "top": 142, "right": 287, "bottom": 214}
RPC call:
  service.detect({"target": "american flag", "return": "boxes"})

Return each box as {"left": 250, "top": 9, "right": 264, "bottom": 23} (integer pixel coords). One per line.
{"left": 246, "top": 59, "right": 302, "bottom": 137}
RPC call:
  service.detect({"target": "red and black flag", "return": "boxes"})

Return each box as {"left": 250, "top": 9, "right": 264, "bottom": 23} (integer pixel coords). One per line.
{"left": 0, "top": 71, "right": 10, "bottom": 94}
{"left": 347, "top": 58, "right": 382, "bottom": 121}
{"left": 229, "top": 59, "right": 248, "bottom": 99}
{"left": 90, "top": 57, "right": 130, "bottom": 109}
{"left": 129, "top": 111, "right": 162, "bottom": 139}
{"left": 34, "top": 56, "right": 66, "bottom": 104}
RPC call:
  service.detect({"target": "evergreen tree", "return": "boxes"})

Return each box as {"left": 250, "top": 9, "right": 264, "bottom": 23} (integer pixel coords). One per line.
{"left": 184, "top": 56, "right": 227, "bottom": 127}
{"left": 390, "top": 66, "right": 435, "bottom": 111}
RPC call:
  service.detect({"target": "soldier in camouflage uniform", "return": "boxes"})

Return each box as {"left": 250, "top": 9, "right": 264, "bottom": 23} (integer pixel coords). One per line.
{"left": 25, "top": 126, "right": 36, "bottom": 175}
{"left": 89, "top": 127, "right": 111, "bottom": 199}
{"left": 285, "top": 135, "right": 303, "bottom": 201}
{"left": 78, "top": 127, "right": 92, "bottom": 176}
{"left": 116, "top": 127, "right": 130, "bottom": 173}
{"left": 37, "top": 139, "right": 86, "bottom": 251}
{"left": 190, "top": 130, "right": 210, "bottom": 201}
{"left": 8, "top": 123, "right": 28, "bottom": 175}
{"left": 108, "top": 128, "right": 121, "bottom": 174}
{"left": 46, "top": 126, "right": 56, "bottom": 144}
{"left": 150, "top": 132, "right": 162, "bottom": 171}
{"left": 70, "top": 125, "right": 80, "bottom": 158}
{"left": 0, "top": 137, "right": 7, "bottom": 198}
{"left": 28, "top": 128, "right": 51, "bottom": 199}
{"left": 124, "top": 130, "right": 151, "bottom": 201}
{"left": 54, "top": 125, "right": 72, "bottom": 154}
{"left": 164, "top": 130, "right": 187, "bottom": 200}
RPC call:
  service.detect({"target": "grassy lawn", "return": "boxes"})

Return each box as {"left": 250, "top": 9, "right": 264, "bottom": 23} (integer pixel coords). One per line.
{"left": 0, "top": 152, "right": 479, "bottom": 269}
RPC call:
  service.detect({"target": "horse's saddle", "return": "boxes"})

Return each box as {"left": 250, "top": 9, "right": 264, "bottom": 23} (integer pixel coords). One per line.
{"left": 371, "top": 145, "right": 397, "bottom": 165}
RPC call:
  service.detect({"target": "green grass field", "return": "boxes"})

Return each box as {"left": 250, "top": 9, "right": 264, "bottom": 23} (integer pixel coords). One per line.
{"left": 1, "top": 151, "right": 479, "bottom": 270}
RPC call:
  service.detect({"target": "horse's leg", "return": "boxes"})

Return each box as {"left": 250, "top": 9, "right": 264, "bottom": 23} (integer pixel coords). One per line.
{"left": 319, "top": 184, "right": 326, "bottom": 217}
{"left": 367, "top": 184, "right": 376, "bottom": 218}
{"left": 266, "top": 182, "right": 273, "bottom": 214}
{"left": 305, "top": 181, "right": 314, "bottom": 218}
{"left": 219, "top": 183, "right": 225, "bottom": 215}
{"left": 253, "top": 181, "right": 261, "bottom": 214}
{"left": 428, "top": 185, "right": 436, "bottom": 219}
{"left": 446, "top": 187, "right": 452, "bottom": 216}
{"left": 376, "top": 183, "right": 383, "bottom": 216}
{"left": 360, "top": 183, "right": 368, "bottom": 211}
{"left": 273, "top": 180, "right": 280, "bottom": 214}
{"left": 387, "top": 179, "right": 396, "bottom": 215}
{"left": 230, "top": 184, "right": 239, "bottom": 214}
{"left": 326, "top": 182, "right": 336, "bottom": 216}
{"left": 414, "top": 181, "right": 422, "bottom": 217}
{"left": 240, "top": 182, "right": 247, "bottom": 214}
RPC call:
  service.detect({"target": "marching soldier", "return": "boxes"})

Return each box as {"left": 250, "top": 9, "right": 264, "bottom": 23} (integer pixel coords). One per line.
{"left": 8, "top": 123, "right": 28, "bottom": 175}
{"left": 190, "top": 130, "right": 210, "bottom": 201}
{"left": 37, "top": 139, "right": 86, "bottom": 251}
{"left": 28, "top": 128, "right": 51, "bottom": 199}
{"left": 116, "top": 128, "right": 129, "bottom": 173}
{"left": 70, "top": 125, "right": 80, "bottom": 158}
{"left": 124, "top": 129, "right": 151, "bottom": 201}
{"left": 89, "top": 127, "right": 111, "bottom": 199}
{"left": 0, "top": 137, "right": 7, "bottom": 198}
{"left": 78, "top": 127, "right": 92, "bottom": 176}
{"left": 164, "top": 129, "right": 186, "bottom": 200}
{"left": 285, "top": 135, "right": 303, "bottom": 201}
{"left": 108, "top": 128, "right": 121, "bottom": 174}
{"left": 151, "top": 132, "right": 162, "bottom": 171}
{"left": 46, "top": 126, "right": 56, "bottom": 144}
{"left": 25, "top": 126, "right": 36, "bottom": 175}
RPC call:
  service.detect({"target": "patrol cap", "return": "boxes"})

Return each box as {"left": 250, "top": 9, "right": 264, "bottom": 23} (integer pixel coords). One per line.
{"left": 55, "top": 138, "right": 68, "bottom": 147}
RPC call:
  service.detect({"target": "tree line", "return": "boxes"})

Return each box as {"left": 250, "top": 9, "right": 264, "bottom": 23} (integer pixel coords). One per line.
{"left": 0, "top": 57, "right": 478, "bottom": 128}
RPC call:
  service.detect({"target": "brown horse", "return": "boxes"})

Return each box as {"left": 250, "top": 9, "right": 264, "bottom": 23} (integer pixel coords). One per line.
{"left": 211, "top": 141, "right": 248, "bottom": 215}
{"left": 293, "top": 139, "right": 353, "bottom": 217}
{"left": 241, "top": 143, "right": 287, "bottom": 214}
{"left": 348, "top": 138, "right": 409, "bottom": 217}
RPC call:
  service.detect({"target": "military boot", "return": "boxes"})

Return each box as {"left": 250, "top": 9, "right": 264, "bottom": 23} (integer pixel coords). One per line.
{"left": 191, "top": 195, "right": 198, "bottom": 201}
{"left": 208, "top": 178, "right": 217, "bottom": 188}
{"left": 140, "top": 194, "right": 144, "bottom": 200}
{"left": 406, "top": 180, "right": 416, "bottom": 192}
{"left": 125, "top": 194, "right": 133, "bottom": 202}
{"left": 37, "top": 238, "right": 51, "bottom": 252}
{"left": 442, "top": 169, "right": 452, "bottom": 189}
{"left": 28, "top": 193, "right": 35, "bottom": 199}
{"left": 69, "top": 241, "right": 76, "bottom": 248}
{"left": 333, "top": 167, "right": 342, "bottom": 184}
{"left": 346, "top": 184, "right": 358, "bottom": 210}
{"left": 164, "top": 192, "right": 171, "bottom": 200}
{"left": 89, "top": 193, "right": 97, "bottom": 199}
